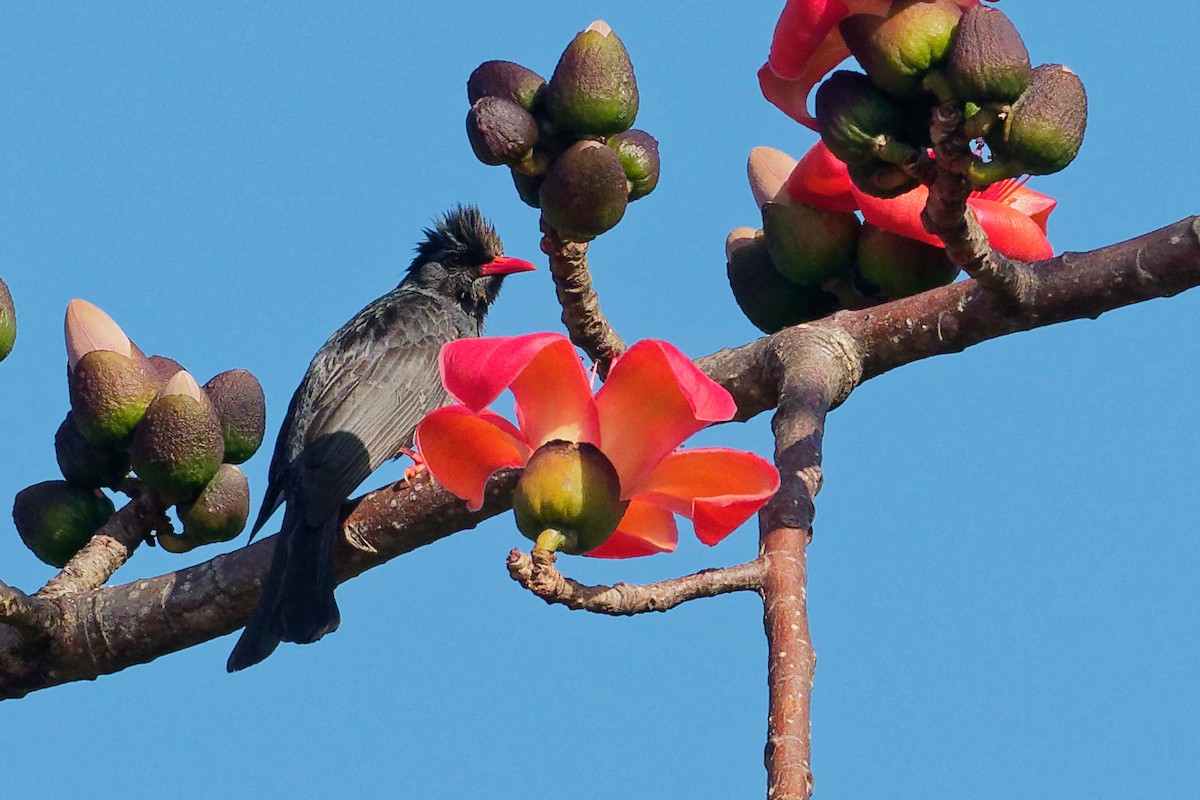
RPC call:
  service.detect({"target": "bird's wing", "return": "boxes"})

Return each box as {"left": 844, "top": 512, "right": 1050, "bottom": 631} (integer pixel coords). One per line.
{"left": 290, "top": 290, "right": 464, "bottom": 523}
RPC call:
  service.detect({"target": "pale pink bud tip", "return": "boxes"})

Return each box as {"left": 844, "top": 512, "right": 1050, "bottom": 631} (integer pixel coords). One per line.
{"left": 585, "top": 20, "right": 613, "bottom": 36}
{"left": 65, "top": 299, "right": 132, "bottom": 370}
{"left": 725, "top": 227, "right": 760, "bottom": 260}
{"left": 748, "top": 146, "right": 799, "bottom": 209}
{"left": 161, "top": 370, "right": 205, "bottom": 402}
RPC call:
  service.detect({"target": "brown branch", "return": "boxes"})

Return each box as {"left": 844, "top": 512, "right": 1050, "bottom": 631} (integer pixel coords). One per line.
{"left": 539, "top": 216, "right": 626, "bottom": 374}
{"left": 0, "top": 470, "right": 519, "bottom": 700}
{"left": 921, "top": 103, "right": 1037, "bottom": 302}
{"left": 0, "top": 216, "right": 1195, "bottom": 700}
{"left": 506, "top": 547, "right": 763, "bottom": 615}
{"left": 37, "top": 489, "right": 170, "bottom": 600}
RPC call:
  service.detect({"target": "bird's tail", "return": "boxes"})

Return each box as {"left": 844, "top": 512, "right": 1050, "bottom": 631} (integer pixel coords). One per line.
{"left": 227, "top": 504, "right": 341, "bottom": 672}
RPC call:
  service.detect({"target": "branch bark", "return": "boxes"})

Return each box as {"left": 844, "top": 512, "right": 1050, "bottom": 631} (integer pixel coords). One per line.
{"left": 0, "top": 216, "right": 1196, "bottom": 699}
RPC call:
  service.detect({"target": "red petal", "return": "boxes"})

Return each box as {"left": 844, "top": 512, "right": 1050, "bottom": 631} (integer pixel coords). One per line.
{"left": 595, "top": 340, "right": 737, "bottom": 493}
{"left": 510, "top": 336, "right": 600, "bottom": 448}
{"left": 439, "top": 332, "right": 570, "bottom": 411}
{"left": 977, "top": 179, "right": 1057, "bottom": 233}
{"left": 635, "top": 448, "right": 780, "bottom": 546}
{"left": 785, "top": 142, "right": 858, "bottom": 212}
{"left": 853, "top": 184, "right": 943, "bottom": 246}
{"left": 414, "top": 405, "right": 530, "bottom": 511}
{"left": 584, "top": 499, "right": 678, "bottom": 558}
{"left": 967, "top": 197, "right": 1054, "bottom": 261}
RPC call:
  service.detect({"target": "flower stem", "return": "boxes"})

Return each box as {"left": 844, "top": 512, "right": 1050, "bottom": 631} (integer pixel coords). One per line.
{"left": 533, "top": 528, "right": 568, "bottom": 554}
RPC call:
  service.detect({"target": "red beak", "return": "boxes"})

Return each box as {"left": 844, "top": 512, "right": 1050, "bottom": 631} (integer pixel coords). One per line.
{"left": 479, "top": 255, "right": 537, "bottom": 276}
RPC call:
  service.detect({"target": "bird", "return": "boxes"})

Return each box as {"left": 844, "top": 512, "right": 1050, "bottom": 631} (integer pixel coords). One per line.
{"left": 227, "top": 206, "right": 535, "bottom": 671}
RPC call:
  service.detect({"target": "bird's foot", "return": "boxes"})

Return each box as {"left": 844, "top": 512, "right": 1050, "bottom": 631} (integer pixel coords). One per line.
{"left": 400, "top": 447, "right": 428, "bottom": 485}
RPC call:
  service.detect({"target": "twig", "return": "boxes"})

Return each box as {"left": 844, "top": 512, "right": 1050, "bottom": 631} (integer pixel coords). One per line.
{"left": 922, "top": 103, "right": 1038, "bottom": 302}
{"left": 539, "top": 216, "right": 626, "bottom": 375}
{"left": 37, "top": 489, "right": 170, "bottom": 600}
{"left": 507, "top": 547, "right": 763, "bottom": 615}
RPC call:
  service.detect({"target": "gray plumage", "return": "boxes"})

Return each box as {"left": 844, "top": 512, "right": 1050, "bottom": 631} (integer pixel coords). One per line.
{"left": 228, "top": 206, "right": 530, "bottom": 671}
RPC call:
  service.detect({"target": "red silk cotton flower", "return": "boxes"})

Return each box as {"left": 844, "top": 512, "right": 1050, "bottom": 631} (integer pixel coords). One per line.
{"left": 414, "top": 333, "right": 780, "bottom": 558}
{"left": 759, "top": 0, "right": 979, "bottom": 129}
{"left": 787, "top": 141, "right": 1056, "bottom": 261}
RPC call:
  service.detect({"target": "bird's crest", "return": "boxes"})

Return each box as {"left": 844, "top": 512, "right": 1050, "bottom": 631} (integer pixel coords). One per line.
{"left": 410, "top": 205, "right": 503, "bottom": 272}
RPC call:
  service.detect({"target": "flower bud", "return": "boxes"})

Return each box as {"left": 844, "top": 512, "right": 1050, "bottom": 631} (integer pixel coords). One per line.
{"left": 129, "top": 370, "right": 225, "bottom": 502}
{"left": 203, "top": 369, "right": 266, "bottom": 465}
{"left": 726, "top": 231, "right": 839, "bottom": 333}
{"left": 55, "top": 411, "right": 131, "bottom": 489}
{"left": 539, "top": 140, "right": 629, "bottom": 242}
{"left": 466, "top": 96, "right": 539, "bottom": 168}
{"left": 947, "top": 5, "right": 1031, "bottom": 104}
{"left": 840, "top": 0, "right": 963, "bottom": 99}
{"left": 988, "top": 64, "right": 1087, "bottom": 176}
{"left": 513, "top": 440, "right": 626, "bottom": 555}
{"left": 177, "top": 463, "right": 250, "bottom": 544}
{"left": 0, "top": 277, "right": 15, "bottom": 363}
{"left": 748, "top": 146, "right": 799, "bottom": 208}
{"left": 761, "top": 201, "right": 860, "bottom": 288}
{"left": 147, "top": 355, "right": 184, "bottom": 381}
{"left": 467, "top": 60, "right": 547, "bottom": 112}
{"left": 69, "top": 349, "right": 162, "bottom": 445}
{"left": 510, "top": 168, "right": 543, "bottom": 208}
{"left": 64, "top": 298, "right": 133, "bottom": 371}
{"left": 856, "top": 223, "right": 959, "bottom": 299}
{"left": 846, "top": 159, "right": 921, "bottom": 198}
{"left": 607, "top": 129, "right": 660, "bottom": 201}
{"left": 545, "top": 20, "right": 639, "bottom": 136}
{"left": 815, "top": 71, "right": 910, "bottom": 166}
{"left": 13, "top": 481, "right": 115, "bottom": 568}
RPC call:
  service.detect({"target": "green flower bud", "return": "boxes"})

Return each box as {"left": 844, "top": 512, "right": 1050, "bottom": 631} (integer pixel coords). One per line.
{"left": 13, "top": 480, "right": 115, "bottom": 568}
{"left": 815, "top": 71, "right": 911, "bottom": 166}
{"left": 69, "top": 349, "right": 162, "bottom": 446}
{"left": 846, "top": 159, "right": 921, "bottom": 198}
{"left": 0, "top": 277, "right": 15, "bottom": 363}
{"left": 606, "top": 130, "right": 660, "bottom": 201}
{"left": 129, "top": 371, "right": 225, "bottom": 502}
{"left": 761, "top": 201, "right": 860, "bottom": 288}
{"left": 55, "top": 411, "right": 130, "bottom": 489}
{"left": 545, "top": 20, "right": 639, "bottom": 136}
{"left": 987, "top": 64, "right": 1087, "bottom": 177}
{"left": 510, "top": 168, "right": 543, "bottom": 208}
{"left": 947, "top": 4, "right": 1031, "bottom": 104}
{"left": 539, "top": 140, "right": 629, "bottom": 242}
{"left": 513, "top": 440, "right": 626, "bottom": 555}
{"left": 203, "top": 369, "right": 266, "bottom": 465}
{"left": 726, "top": 229, "right": 840, "bottom": 334}
{"left": 466, "top": 96, "right": 539, "bottom": 168}
{"left": 467, "top": 60, "right": 547, "bottom": 112}
{"left": 856, "top": 223, "right": 959, "bottom": 299}
{"left": 177, "top": 463, "right": 250, "bottom": 544}
{"left": 840, "top": 0, "right": 963, "bottom": 100}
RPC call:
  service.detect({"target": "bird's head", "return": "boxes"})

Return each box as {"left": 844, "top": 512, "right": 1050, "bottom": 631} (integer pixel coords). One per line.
{"left": 406, "top": 206, "right": 535, "bottom": 316}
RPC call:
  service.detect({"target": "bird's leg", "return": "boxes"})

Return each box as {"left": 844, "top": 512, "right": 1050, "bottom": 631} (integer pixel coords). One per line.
{"left": 400, "top": 447, "right": 428, "bottom": 485}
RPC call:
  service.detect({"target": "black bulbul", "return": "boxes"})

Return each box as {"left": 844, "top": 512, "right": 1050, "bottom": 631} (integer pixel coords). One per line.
{"left": 227, "top": 206, "right": 534, "bottom": 671}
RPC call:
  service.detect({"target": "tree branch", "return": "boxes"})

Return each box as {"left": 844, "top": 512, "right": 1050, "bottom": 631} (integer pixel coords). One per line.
{"left": 506, "top": 547, "right": 763, "bottom": 615}
{"left": 0, "top": 216, "right": 1196, "bottom": 699}
{"left": 540, "top": 216, "right": 627, "bottom": 374}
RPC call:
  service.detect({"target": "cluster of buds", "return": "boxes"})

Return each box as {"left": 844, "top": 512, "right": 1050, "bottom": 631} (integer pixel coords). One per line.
{"left": 466, "top": 20, "right": 660, "bottom": 242}
{"left": 727, "top": 146, "right": 961, "bottom": 334}
{"left": 818, "top": 2, "right": 1086, "bottom": 192}
{"left": 0, "top": 277, "right": 14, "bottom": 363}
{"left": 12, "top": 300, "right": 266, "bottom": 567}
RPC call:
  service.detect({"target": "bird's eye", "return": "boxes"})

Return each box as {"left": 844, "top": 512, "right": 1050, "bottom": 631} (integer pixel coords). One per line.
{"left": 443, "top": 254, "right": 460, "bottom": 269}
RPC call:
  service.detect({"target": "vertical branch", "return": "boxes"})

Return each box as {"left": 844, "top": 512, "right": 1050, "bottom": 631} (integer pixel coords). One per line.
{"left": 757, "top": 328, "right": 861, "bottom": 800}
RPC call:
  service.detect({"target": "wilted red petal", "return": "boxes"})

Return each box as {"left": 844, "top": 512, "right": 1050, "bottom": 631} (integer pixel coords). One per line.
{"left": 853, "top": 184, "right": 943, "bottom": 246}
{"left": 977, "top": 179, "right": 1057, "bottom": 232}
{"left": 635, "top": 448, "right": 780, "bottom": 546}
{"left": 414, "top": 405, "right": 530, "bottom": 511}
{"left": 785, "top": 142, "right": 858, "bottom": 212}
{"left": 595, "top": 340, "right": 737, "bottom": 494}
{"left": 967, "top": 197, "right": 1054, "bottom": 261}
{"left": 585, "top": 499, "right": 678, "bottom": 558}
{"left": 65, "top": 298, "right": 132, "bottom": 369}
{"left": 510, "top": 337, "right": 600, "bottom": 448}
{"left": 439, "top": 332, "right": 571, "bottom": 411}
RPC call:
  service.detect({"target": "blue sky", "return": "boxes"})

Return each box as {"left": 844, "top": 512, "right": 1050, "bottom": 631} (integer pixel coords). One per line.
{"left": 2, "top": 3, "right": 1197, "bottom": 798}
